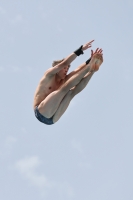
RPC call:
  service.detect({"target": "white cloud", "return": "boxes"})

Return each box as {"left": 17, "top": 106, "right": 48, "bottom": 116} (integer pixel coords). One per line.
{"left": 15, "top": 156, "right": 75, "bottom": 198}
{"left": 15, "top": 156, "right": 49, "bottom": 188}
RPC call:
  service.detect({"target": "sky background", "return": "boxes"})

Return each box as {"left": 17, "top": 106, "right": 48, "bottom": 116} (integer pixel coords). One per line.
{"left": 0, "top": 0, "right": 133, "bottom": 200}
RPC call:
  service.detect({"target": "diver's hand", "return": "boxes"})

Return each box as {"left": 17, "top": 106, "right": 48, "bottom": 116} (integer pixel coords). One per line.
{"left": 82, "top": 40, "right": 94, "bottom": 51}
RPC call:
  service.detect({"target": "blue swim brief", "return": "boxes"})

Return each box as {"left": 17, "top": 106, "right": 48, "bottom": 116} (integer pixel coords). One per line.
{"left": 34, "top": 106, "right": 54, "bottom": 125}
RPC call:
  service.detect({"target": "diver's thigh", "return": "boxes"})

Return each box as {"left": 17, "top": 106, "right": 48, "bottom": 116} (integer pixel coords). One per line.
{"left": 38, "top": 89, "right": 68, "bottom": 118}
{"left": 52, "top": 90, "right": 73, "bottom": 123}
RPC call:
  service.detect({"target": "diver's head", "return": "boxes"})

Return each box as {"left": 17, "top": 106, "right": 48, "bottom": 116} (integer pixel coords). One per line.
{"left": 52, "top": 59, "right": 70, "bottom": 79}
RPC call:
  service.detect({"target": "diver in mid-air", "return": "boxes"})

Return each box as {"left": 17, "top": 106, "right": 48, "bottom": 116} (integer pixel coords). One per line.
{"left": 33, "top": 40, "right": 103, "bottom": 125}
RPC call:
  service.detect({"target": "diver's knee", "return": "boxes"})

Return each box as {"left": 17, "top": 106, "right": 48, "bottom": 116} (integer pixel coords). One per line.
{"left": 69, "top": 87, "right": 77, "bottom": 98}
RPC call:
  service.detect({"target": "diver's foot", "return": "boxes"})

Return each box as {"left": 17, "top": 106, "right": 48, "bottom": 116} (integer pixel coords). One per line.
{"left": 90, "top": 53, "right": 103, "bottom": 72}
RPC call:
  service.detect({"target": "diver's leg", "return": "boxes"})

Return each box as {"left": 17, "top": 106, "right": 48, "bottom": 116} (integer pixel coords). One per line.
{"left": 38, "top": 67, "right": 89, "bottom": 118}
{"left": 38, "top": 64, "right": 92, "bottom": 118}
{"left": 38, "top": 54, "right": 102, "bottom": 118}
{"left": 53, "top": 72, "right": 94, "bottom": 123}
{"left": 70, "top": 71, "right": 94, "bottom": 96}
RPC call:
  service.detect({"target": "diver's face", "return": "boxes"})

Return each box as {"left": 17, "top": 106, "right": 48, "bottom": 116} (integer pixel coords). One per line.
{"left": 58, "top": 65, "right": 70, "bottom": 79}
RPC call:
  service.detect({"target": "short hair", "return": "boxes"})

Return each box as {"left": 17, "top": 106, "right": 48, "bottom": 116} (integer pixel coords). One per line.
{"left": 52, "top": 59, "right": 64, "bottom": 67}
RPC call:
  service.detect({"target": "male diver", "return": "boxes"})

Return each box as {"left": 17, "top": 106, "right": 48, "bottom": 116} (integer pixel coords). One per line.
{"left": 33, "top": 40, "right": 103, "bottom": 125}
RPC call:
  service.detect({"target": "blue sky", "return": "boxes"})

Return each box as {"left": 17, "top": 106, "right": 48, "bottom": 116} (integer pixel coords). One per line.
{"left": 0, "top": 0, "right": 133, "bottom": 200}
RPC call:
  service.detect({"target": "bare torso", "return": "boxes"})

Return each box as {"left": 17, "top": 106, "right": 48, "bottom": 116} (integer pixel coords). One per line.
{"left": 33, "top": 73, "right": 64, "bottom": 109}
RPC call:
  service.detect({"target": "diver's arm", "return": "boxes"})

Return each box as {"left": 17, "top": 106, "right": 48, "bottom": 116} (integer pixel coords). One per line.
{"left": 65, "top": 48, "right": 103, "bottom": 81}
{"left": 46, "top": 49, "right": 82, "bottom": 76}
{"left": 46, "top": 40, "right": 94, "bottom": 76}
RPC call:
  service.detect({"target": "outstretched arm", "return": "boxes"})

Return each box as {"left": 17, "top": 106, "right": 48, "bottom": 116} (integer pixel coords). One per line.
{"left": 65, "top": 48, "right": 103, "bottom": 81}
{"left": 46, "top": 40, "right": 94, "bottom": 76}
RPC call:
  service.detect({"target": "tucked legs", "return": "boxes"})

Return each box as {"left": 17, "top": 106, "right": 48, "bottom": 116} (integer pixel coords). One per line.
{"left": 53, "top": 72, "right": 94, "bottom": 123}
{"left": 38, "top": 54, "right": 102, "bottom": 119}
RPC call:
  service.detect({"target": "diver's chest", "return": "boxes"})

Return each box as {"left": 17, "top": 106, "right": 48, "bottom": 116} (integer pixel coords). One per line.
{"left": 47, "top": 80, "right": 61, "bottom": 92}
{"left": 46, "top": 76, "right": 64, "bottom": 92}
